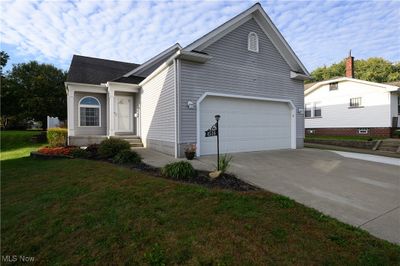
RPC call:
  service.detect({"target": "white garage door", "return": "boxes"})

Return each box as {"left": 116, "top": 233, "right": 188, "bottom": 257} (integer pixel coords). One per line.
{"left": 199, "top": 96, "right": 292, "bottom": 155}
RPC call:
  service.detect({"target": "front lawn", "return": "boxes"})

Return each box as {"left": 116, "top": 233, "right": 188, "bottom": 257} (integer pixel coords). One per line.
{"left": 2, "top": 157, "right": 399, "bottom": 265}
{"left": 1, "top": 130, "right": 46, "bottom": 160}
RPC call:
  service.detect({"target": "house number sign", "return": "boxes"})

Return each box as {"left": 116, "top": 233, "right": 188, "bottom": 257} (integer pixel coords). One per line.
{"left": 205, "top": 124, "right": 218, "bottom": 137}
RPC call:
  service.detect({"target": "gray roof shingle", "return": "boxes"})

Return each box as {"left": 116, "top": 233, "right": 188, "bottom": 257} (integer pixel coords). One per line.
{"left": 66, "top": 55, "right": 141, "bottom": 85}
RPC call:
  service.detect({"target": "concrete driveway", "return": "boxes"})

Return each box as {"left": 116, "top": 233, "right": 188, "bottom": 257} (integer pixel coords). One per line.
{"left": 137, "top": 148, "right": 400, "bottom": 243}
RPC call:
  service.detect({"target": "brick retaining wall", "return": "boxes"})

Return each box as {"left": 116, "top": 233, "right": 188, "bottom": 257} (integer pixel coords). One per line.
{"left": 304, "top": 139, "right": 377, "bottom": 150}
{"left": 305, "top": 127, "right": 391, "bottom": 138}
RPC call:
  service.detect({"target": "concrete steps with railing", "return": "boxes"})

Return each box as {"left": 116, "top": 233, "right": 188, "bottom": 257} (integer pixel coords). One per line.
{"left": 113, "top": 135, "right": 144, "bottom": 148}
{"left": 375, "top": 139, "right": 400, "bottom": 153}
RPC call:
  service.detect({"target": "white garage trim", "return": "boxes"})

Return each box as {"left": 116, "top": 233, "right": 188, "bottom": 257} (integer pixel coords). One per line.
{"left": 196, "top": 92, "right": 296, "bottom": 156}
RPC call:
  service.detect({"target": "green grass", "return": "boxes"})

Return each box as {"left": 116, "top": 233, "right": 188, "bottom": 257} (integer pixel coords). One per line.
{"left": 1, "top": 130, "right": 46, "bottom": 161}
{"left": 305, "top": 135, "right": 385, "bottom": 141}
{"left": 1, "top": 134, "right": 399, "bottom": 264}
{"left": 2, "top": 160, "right": 399, "bottom": 264}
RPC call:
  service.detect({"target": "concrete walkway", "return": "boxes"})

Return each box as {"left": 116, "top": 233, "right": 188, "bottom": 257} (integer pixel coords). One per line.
{"left": 136, "top": 148, "right": 400, "bottom": 244}
{"left": 305, "top": 143, "right": 400, "bottom": 158}
{"left": 331, "top": 151, "right": 400, "bottom": 166}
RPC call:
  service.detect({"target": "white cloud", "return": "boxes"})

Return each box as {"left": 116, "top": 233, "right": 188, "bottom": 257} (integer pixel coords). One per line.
{"left": 1, "top": 0, "right": 399, "bottom": 71}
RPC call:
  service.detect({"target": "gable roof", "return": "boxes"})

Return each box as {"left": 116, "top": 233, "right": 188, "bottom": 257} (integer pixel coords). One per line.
{"left": 304, "top": 77, "right": 400, "bottom": 96}
{"left": 68, "top": 3, "right": 310, "bottom": 85}
{"left": 304, "top": 76, "right": 343, "bottom": 91}
{"left": 183, "top": 3, "right": 309, "bottom": 76}
{"left": 67, "top": 55, "right": 140, "bottom": 85}
{"left": 123, "top": 43, "right": 181, "bottom": 77}
{"left": 385, "top": 80, "right": 400, "bottom": 87}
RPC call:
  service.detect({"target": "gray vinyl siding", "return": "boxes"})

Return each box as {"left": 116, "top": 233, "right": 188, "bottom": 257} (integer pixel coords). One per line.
{"left": 179, "top": 18, "right": 304, "bottom": 146}
{"left": 74, "top": 92, "right": 107, "bottom": 135}
{"left": 140, "top": 64, "right": 175, "bottom": 155}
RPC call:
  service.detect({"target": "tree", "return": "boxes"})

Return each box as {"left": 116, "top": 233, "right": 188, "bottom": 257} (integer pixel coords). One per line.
{"left": 1, "top": 61, "right": 67, "bottom": 129}
{"left": 0, "top": 51, "right": 9, "bottom": 75}
{"left": 307, "top": 57, "right": 400, "bottom": 83}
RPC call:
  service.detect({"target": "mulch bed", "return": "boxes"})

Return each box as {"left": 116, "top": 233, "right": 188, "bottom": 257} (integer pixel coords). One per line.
{"left": 131, "top": 162, "right": 259, "bottom": 192}
{"left": 30, "top": 151, "right": 72, "bottom": 159}
{"left": 31, "top": 150, "right": 258, "bottom": 191}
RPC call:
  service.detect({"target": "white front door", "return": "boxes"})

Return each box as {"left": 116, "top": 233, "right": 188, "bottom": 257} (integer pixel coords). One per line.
{"left": 115, "top": 96, "right": 133, "bottom": 133}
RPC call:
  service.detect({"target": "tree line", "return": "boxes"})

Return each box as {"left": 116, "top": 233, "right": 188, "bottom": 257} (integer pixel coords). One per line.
{"left": 1, "top": 51, "right": 67, "bottom": 130}
{"left": 307, "top": 57, "right": 400, "bottom": 83}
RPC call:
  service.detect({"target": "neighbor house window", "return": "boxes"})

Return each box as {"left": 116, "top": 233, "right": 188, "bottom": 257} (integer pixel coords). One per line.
{"left": 358, "top": 128, "right": 369, "bottom": 134}
{"left": 350, "top": 97, "right": 362, "bottom": 108}
{"left": 398, "top": 95, "right": 400, "bottom": 114}
{"left": 329, "top": 82, "right": 338, "bottom": 91}
{"left": 314, "top": 102, "right": 322, "bottom": 117}
{"left": 305, "top": 103, "right": 312, "bottom": 118}
{"left": 248, "top": 32, "right": 259, "bottom": 52}
{"left": 79, "top": 96, "right": 100, "bottom": 127}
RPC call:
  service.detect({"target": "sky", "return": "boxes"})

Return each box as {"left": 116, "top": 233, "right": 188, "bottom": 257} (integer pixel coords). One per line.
{"left": 1, "top": 0, "right": 399, "bottom": 73}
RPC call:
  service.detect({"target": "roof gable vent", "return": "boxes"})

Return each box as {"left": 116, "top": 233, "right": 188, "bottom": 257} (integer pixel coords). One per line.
{"left": 248, "top": 32, "right": 259, "bottom": 53}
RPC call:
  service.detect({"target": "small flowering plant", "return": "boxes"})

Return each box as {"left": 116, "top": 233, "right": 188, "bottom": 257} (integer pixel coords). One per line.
{"left": 184, "top": 144, "right": 196, "bottom": 160}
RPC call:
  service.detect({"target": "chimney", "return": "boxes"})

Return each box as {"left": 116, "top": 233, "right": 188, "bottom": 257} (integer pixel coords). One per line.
{"left": 345, "top": 50, "right": 354, "bottom": 78}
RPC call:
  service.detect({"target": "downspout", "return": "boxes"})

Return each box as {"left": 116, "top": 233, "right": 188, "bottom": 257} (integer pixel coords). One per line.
{"left": 174, "top": 58, "right": 180, "bottom": 158}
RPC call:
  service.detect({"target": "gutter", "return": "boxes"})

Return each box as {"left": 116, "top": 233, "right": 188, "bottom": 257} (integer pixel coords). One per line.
{"left": 290, "top": 71, "right": 310, "bottom": 81}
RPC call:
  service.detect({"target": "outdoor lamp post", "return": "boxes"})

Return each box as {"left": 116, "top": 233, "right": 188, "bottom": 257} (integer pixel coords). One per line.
{"left": 204, "top": 115, "right": 221, "bottom": 172}
{"left": 215, "top": 115, "right": 220, "bottom": 171}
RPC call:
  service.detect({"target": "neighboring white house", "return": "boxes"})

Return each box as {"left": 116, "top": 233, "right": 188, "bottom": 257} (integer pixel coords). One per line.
{"left": 47, "top": 116, "right": 64, "bottom": 129}
{"left": 304, "top": 54, "right": 399, "bottom": 137}
{"left": 65, "top": 3, "right": 310, "bottom": 157}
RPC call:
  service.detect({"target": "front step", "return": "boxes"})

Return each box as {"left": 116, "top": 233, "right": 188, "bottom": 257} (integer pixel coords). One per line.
{"left": 112, "top": 135, "right": 144, "bottom": 148}
{"left": 376, "top": 139, "right": 400, "bottom": 153}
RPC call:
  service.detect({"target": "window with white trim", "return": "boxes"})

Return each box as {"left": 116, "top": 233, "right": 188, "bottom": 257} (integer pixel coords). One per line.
{"left": 350, "top": 97, "right": 362, "bottom": 108}
{"left": 329, "top": 82, "right": 338, "bottom": 91}
{"left": 248, "top": 32, "right": 259, "bottom": 52}
{"left": 314, "top": 102, "right": 322, "bottom": 117}
{"left": 398, "top": 95, "right": 400, "bottom": 114}
{"left": 79, "top": 96, "right": 100, "bottom": 127}
{"left": 305, "top": 103, "right": 312, "bottom": 118}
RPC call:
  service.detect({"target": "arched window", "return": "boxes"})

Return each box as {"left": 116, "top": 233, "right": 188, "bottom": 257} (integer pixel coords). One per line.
{"left": 248, "top": 32, "right": 259, "bottom": 53}
{"left": 79, "top": 96, "right": 101, "bottom": 127}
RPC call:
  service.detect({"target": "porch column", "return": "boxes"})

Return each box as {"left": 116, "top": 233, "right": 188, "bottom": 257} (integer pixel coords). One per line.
{"left": 67, "top": 89, "right": 75, "bottom": 136}
{"left": 109, "top": 90, "right": 115, "bottom": 136}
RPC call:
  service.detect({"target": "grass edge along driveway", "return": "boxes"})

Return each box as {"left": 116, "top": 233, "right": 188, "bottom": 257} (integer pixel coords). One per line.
{"left": 2, "top": 156, "right": 399, "bottom": 265}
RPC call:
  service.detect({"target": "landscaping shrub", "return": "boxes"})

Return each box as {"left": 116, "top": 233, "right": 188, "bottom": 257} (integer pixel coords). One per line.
{"left": 85, "top": 144, "right": 100, "bottom": 158}
{"left": 161, "top": 161, "right": 196, "bottom": 179}
{"left": 113, "top": 150, "right": 141, "bottom": 164}
{"left": 98, "top": 138, "right": 131, "bottom": 158}
{"left": 71, "top": 148, "right": 88, "bottom": 158}
{"left": 47, "top": 128, "right": 68, "bottom": 147}
{"left": 219, "top": 154, "right": 233, "bottom": 174}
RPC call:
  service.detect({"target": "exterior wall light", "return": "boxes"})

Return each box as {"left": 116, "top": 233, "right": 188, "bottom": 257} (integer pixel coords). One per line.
{"left": 187, "top": 101, "right": 194, "bottom": 109}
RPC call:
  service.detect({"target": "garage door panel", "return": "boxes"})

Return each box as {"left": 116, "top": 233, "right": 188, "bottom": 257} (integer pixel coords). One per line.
{"left": 200, "top": 96, "right": 291, "bottom": 155}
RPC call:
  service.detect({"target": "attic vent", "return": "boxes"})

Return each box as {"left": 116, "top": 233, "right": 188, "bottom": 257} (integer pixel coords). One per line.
{"left": 248, "top": 32, "right": 259, "bottom": 52}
